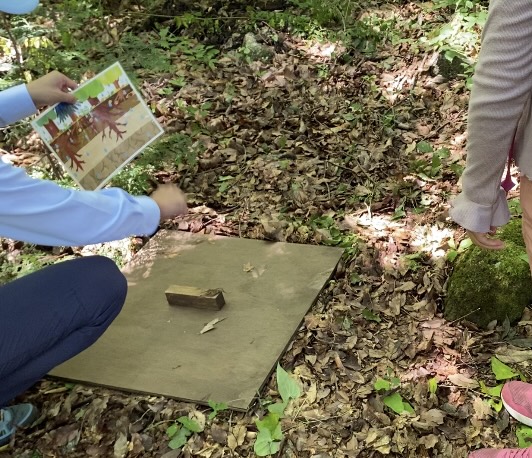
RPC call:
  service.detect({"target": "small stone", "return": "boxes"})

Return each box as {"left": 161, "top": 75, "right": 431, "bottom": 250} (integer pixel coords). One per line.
{"left": 241, "top": 33, "right": 274, "bottom": 62}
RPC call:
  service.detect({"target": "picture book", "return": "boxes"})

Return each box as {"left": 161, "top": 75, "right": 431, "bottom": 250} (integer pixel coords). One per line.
{"left": 31, "top": 62, "right": 163, "bottom": 190}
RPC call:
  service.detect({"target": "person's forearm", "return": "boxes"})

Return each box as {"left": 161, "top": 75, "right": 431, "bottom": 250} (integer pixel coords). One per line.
{"left": 0, "top": 84, "right": 37, "bottom": 126}
{"left": 450, "top": 0, "right": 532, "bottom": 232}
{"left": 0, "top": 161, "right": 160, "bottom": 246}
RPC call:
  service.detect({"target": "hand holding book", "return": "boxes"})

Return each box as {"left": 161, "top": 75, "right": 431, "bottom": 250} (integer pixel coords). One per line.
{"left": 26, "top": 71, "right": 78, "bottom": 108}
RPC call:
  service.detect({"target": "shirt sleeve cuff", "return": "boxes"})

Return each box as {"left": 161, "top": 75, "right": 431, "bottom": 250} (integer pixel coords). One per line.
{"left": 449, "top": 187, "right": 510, "bottom": 232}
{"left": 134, "top": 196, "right": 160, "bottom": 235}
{"left": 0, "top": 84, "right": 37, "bottom": 126}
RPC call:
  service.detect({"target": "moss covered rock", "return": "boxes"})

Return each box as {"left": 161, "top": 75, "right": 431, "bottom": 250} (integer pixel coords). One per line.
{"left": 445, "top": 218, "right": 532, "bottom": 328}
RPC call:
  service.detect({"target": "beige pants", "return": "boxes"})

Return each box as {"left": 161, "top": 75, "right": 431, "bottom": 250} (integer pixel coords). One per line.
{"left": 521, "top": 176, "right": 532, "bottom": 266}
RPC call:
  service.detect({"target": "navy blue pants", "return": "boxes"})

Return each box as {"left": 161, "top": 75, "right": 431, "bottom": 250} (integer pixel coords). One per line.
{"left": 0, "top": 256, "right": 126, "bottom": 406}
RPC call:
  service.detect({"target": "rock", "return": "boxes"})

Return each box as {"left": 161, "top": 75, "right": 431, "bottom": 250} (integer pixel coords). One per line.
{"left": 444, "top": 218, "right": 532, "bottom": 328}
{"left": 241, "top": 33, "right": 274, "bottom": 62}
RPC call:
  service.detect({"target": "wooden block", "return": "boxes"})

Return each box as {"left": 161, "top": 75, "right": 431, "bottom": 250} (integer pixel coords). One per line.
{"left": 165, "top": 285, "right": 225, "bottom": 310}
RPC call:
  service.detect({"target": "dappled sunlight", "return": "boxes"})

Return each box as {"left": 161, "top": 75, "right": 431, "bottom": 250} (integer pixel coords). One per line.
{"left": 343, "top": 210, "right": 454, "bottom": 267}
{"left": 409, "top": 223, "right": 455, "bottom": 258}
{"left": 304, "top": 41, "right": 342, "bottom": 60}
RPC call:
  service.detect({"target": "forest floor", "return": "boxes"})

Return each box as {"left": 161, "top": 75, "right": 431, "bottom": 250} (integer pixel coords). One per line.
{"left": 1, "top": 1, "right": 531, "bottom": 457}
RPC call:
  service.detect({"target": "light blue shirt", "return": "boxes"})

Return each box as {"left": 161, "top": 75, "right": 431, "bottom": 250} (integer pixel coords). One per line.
{"left": 0, "top": 84, "right": 160, "bottom": 246}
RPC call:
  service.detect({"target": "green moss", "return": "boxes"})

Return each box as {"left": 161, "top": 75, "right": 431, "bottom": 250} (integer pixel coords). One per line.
{"left": 497, "top": 218, "right": 526, "bottom": 248}
{"left": 445, "top": 218, "right": 532, "bottom": 328}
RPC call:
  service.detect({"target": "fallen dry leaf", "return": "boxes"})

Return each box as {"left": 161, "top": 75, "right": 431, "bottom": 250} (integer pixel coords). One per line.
{"left": 448, "top": 374, "right": 479, "bottom": 389}
{"left": 200, "top": 317, "right": 226, "bottom": 334}
{"left": 227, "top": 423, "right": 247, "bottom": 451}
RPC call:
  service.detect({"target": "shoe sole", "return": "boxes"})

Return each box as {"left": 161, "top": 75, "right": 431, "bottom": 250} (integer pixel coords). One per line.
{"left": 0, "top": 409, "right": 15, "bottom": 447}
{"left": 502, "top": 396, "right": 532, "bottom": 427}
{"left": 12, "top": 404, "right": 38, "bottom": 427}
{"left": 0, "top": 404, "right": 38, "bottom": 447}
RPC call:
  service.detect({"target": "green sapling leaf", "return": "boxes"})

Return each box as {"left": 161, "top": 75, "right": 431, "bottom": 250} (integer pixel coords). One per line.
{"left": 268, "top": 402, "right": 287, "bottom": 415}
{"left": 491, "top": 357, "right": 519, "bottom": 381}
{"left": 479, "top": 381, "right": 503, "bottom": 397}
{"left": 168, "top": 427, "right": 191, "bottom": 450}
{"left": 516, "top": 425, "right": 532, "bottom": 448}
{"left": 208, "top": 400, "right": 228, "bottom": 420}
{"left": 383, "top": 393, "right": 415, "bottom": 415}
{"left": 254, "top": 428, "right": 281, "bottom": 456}
{"left": 417, "top": 141, "right": 433, "bottom": 153}
{"left": 276, "top": 364, "right": 301, "bottom": 403}
{"left": 166, "top": 423, "right": 178, "bottom": 438}
{"left": 488, "top": 398, "right": 503, "bottom": 413}
{"left": 403, "top": 402, "right": 415, "bottom": 414}
{"left": 362, "top": 309, "right": 381, "bottom": 322}
{"left": 428, "top": 377, "right": 438, "bottom": 394}
{"left": 178, "top": 416, "right": 203, "bottom": 433}
{"left": 256, "top": 413, "right": 281, "bottom": 437}
{"left": 374, "top": 378, "right": 391, "bottom": 391}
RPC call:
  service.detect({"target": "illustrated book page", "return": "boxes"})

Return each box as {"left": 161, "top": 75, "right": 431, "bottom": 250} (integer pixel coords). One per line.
{"left": 31, "top": 62, "right": 163, "bottom": 190}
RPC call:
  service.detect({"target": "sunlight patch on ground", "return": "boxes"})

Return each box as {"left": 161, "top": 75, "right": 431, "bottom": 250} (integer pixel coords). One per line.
{"left": 344, "top": 211, "right": 454, "bottom": 261}
{"left": 80, "top": 237, "right": 135, "bottom": 267}
{"left": 409, "top": 223, "right": 454, "bottom": 259}
{"left": 304, "top": 41, "right": 343, "bottom": 59}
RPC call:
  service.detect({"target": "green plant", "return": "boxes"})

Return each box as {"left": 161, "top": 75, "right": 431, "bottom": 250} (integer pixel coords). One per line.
{"left": 374, "top": 371, "right": 415, "bottom": 415}
{"left": 427, "top": 377, "right": 438, "bottom": 395}
{"left": 207, "top": 400, "right": 228, "bottom": 420}
{"left": 217, "top": 175, "right": 234, "bottom": 194}
{"left": 157, "top": 28, "right": 219, "bottom": 70}
{"left": 411, "top": 141, "right": 451, "bottom": 180}
{"left": 153, "top": 133, "right": 199, "bottom": 167}
{"left": 290, "top": 0, "right": 356, "bottom": 30}
{"left": 467, "top": 357, "right": 519, "bottom": 416}
{"left": 174, "top": 12, "right": 204, "bottom": 29}
{"left": 111, "top": 163, "right": 154, "bottom": 195}
{"left": 446, "top": 237, "right": 472, "bottom": 262}
{"left": 0, "top": 245, "right": 58, "bottom": 285}
{"left": 392, "top": 199, "right": 406, "bottom": 220}
{"left": 176, "top": 100, "right": 213, "bottom": 121}
{"left": 344, "top": 18, "right": 388, "bottom": 54}
{"left": 316, "top": 64, "right": 330, "bottom": 79}
{"left": 400, "top": 252, "right": 426, "bottom": 272}
{"left": 254, "top": 364, "right": 301, "bottom": 456}
{"left": 422, "top": 0, "right": 487, "bottom": 84}
{"left": 509, "top": 198, "right": 523, "bottom": 217}
{"left": 362, "top": 308, "right": 381, "bottom": 323}
{"left": 491, "top": 356, "right": 519, "bottom": 381}
{"left": 307, "top": 215, "right": 358, "bottom": 254}
{"left": 342, "top": 102, "right": 363, "bottom": 121}
{"left": 166, "top": 416, "right": 203, "bottom": 450}
{"left": 475, "top": 357, "right": 532, "bottom": 444}
{"left": 248, "top": 9, "right": 318, "bottom": 38}
{"left": 110, "top": 132, "right": 200, "bottom": 194}
{"left": 516, "top": 425, "right": 532, "bottom": 448}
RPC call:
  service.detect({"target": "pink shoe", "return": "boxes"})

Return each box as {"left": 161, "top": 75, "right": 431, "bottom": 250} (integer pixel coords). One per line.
{"left": 469, "top": 448, "right": 532, "bottom": 458}
{"left": 502, "top": 381, "right": 532, "bottom": 427}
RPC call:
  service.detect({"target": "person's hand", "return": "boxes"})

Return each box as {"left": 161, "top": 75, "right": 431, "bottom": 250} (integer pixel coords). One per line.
{"left": 150, "top": 184, "right": 188, "bottom": 221}
{"left": 467, "top": 227, "right": 505, "bottom": 250}
{"left": 26, "top": 71, "right": 78, "bottom": 107}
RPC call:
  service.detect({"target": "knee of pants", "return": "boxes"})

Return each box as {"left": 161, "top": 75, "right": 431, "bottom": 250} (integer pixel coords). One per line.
{"left": 75, "top": 255, "right": 128, "bottom": 323}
